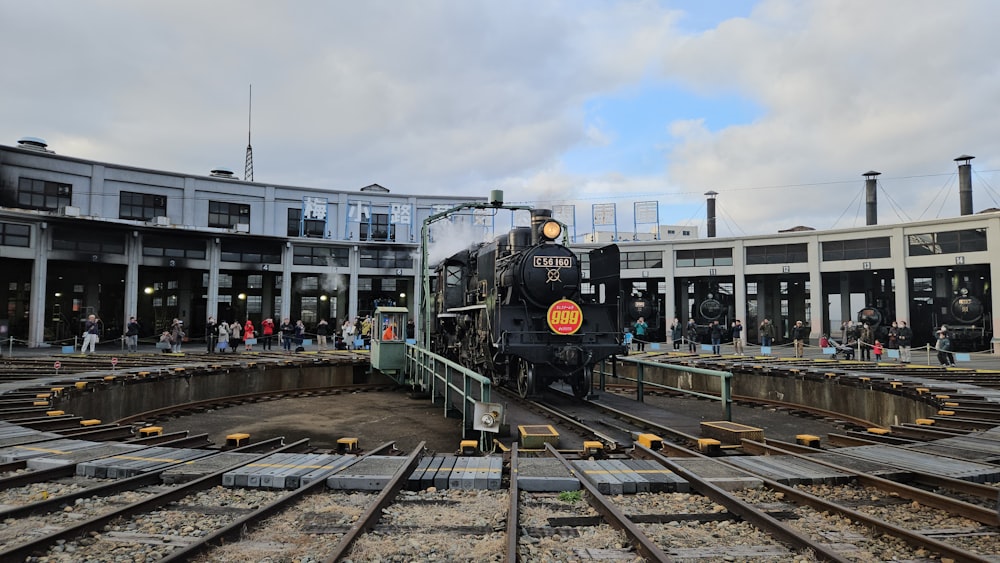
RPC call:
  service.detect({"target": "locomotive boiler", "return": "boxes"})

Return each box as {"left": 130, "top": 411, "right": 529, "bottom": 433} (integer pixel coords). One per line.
{"left": 430, "top": 209, "right": 625, "bottom": 398}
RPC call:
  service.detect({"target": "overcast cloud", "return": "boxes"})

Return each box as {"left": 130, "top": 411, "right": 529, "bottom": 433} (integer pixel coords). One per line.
{"left": 3, "top": 0, "right": 999, "bottom": 236}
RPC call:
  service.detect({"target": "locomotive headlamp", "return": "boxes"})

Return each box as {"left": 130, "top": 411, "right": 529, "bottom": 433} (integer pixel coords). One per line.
{"left": 481, "top": 411, "right": 497, "bottom": 427}
{"left": 540, "top": 220, "right": 562, "bottom": 241}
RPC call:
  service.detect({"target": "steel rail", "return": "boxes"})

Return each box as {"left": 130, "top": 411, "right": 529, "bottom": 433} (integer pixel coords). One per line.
{"left": 505, "top": 442, "right": 520, "bottom": 563}
{"left": 0, "top": 437, "right": 312, "bottom": 561}
{"left": 323, "top": 441, "right": 426, "bottom": 562}
{"left": 742, "top": 438, "right": 999, "bottom": 526}
{"left": 159, "top": 441, "right": 400, "bottom": 562}
{"left": 633, "top": 444, "right": 855, "bottom": 563}
{"left": 730, "top": 465, "right": 995, "bottom": 562}
{"left": 545, "top": 443, "right": 671, "bottom": 562}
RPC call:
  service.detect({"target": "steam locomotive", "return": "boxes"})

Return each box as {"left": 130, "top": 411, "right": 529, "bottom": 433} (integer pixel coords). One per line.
{"left": 430, "top": 209, "right": 625, "bottom": 398}
{"left": 934, "top": 289, "right": 992, "bottom": 351}
{"left": 624, "top": 290, "right": 659, "bottom": 338}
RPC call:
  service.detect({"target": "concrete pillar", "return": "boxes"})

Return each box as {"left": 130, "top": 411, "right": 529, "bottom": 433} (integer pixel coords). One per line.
{"left": 661, "top": 247, "right": 676, "bottom": 322}
{"left": 988, "top": 220, "right": 1000, "bottom": 354}
{"left": 89, "top": 164, "right": 106, "bottom": 218}
{"left": 123, "top": 231, "right": 141, "bottom": 325}
{"left": 808, "top": 240, "right": 823, "bottom": 340}
{"left": 348, "top": 245, "right": 360, "bottom": 320}
{"left": 891, "top": 227, "right": 909, "bottom": 326}
{"left": 732, "top": 241, "right": 747, "bottom": 328}
{"left": 28, "top": 224, "right": 49, "bottom": 347}
{"left": 280, "top": 243, "right": 293, "bottom": 321}
{"left": 839, "top": 272, "right": 851, "bottom": 325}
{"left": 206, "top": 238, "right": 220, "bottom": 319}
{"left": 183, "top": 178, "right": 196, "bottom": 227}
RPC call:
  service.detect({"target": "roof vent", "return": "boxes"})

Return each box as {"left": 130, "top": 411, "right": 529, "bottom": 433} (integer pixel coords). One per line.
{"left": 210, "top": 167, "right": 237, "bottom": 179}
{"left": 17, "top": 136, "right": 54, "bottom": 153}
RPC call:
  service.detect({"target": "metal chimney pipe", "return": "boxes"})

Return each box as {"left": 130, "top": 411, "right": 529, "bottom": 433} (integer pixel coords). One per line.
{"left": 863, "top": 171, "right": 880, "bottom": 226}
{"left": 955, "top": 154, "right": 974, "bottom": 216}
{"left": 704, "top": 191, "right": 718, "bottom": 238}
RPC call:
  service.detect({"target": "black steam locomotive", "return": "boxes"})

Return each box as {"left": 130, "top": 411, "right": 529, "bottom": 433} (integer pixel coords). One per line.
{"left": 935, "top": 289, "right": 991, "bottom": 351}
{"left": 624, "top": 290, "right": 659, "bottom": 337}
{"left": 430, "top": 209, "right": 625, "bottom": 398}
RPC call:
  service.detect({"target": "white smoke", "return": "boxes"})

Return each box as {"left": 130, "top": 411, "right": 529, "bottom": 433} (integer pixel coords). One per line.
{"left": 423, "top": 220, "right": 494, "bottom": 266}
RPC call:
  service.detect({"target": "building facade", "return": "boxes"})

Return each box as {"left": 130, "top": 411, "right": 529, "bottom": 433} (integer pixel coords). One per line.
{"left": 0, "top": 140, "right": 484, "bottom": 346}
{"left": 1, "top": 140, "right": 997, "bottom": 354}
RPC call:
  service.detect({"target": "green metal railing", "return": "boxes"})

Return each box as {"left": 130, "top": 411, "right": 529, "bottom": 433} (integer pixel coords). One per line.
{"left": 404, "top": 344, "right": 493, "bottom": 449}
{"left": 597, "top": 355, "right": 733, "bottom": 421}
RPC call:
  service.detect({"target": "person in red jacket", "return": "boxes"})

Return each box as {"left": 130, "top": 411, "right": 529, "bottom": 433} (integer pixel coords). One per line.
{"left": 243, "top": 319, "right": 255, "bottom": 352}
{"left": 261, "top": 318, "right": 275, "bottom": 350}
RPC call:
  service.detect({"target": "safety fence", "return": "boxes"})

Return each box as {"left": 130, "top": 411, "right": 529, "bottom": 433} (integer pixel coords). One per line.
{"left": 596, "top": 355, "right": 733, "bottom": 421}
{"left": 403, "top": 344, "right": 493, "bottom": 450}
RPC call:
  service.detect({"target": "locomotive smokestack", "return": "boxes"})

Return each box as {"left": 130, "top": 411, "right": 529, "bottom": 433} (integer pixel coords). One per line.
{"left": 530, "top": 209, "right": 553, "bottom": 245}
{"left": 704, "top": 191, "right": 717, "bottom": 238}
{"left": 863, "top": 171, "right": 880, "bottom": 226}
{"left": 955, "top": 154, "right": 974, "bottom": 216}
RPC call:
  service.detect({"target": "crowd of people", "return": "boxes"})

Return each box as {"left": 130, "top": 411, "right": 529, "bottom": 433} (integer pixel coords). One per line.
{"left": 80, "top": 313, "right": 413, "bottom": 354}
{"left": 629, "top": 316, "right": 958, "bottom": 366}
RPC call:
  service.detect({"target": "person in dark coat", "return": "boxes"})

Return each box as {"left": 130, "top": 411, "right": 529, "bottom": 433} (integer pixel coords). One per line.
{"left": 897, "top": 320, "right": 913, "bottom": 363}
{"left": 125, "top": 316, "right": 140, "bottom": 353}
{"left": 859, "top": 323, "right": 874, "bottom": 361}
{"left": 791, "top": 320, "right": 808, "bottom": 358}
{"left": 315, "top": 319, "right": 330, "bottom": 350}
{"left": 759, "top": 318, "right": 776, "bottom": 348}
{"left": 685, "top": 319, "right": 698, "bottom": 353}
{"left": 935, "top": 329, "right": 954, "bottom": 366}
{"left": 670, "top": 318, "right": 682, "bottom": 351}
{"left": 206, "top": 316, "right": 217, "bottom": 353}
{"left": 731, "top": 320, "right": 744, "bottom": 355}
{"left": 709, "top": 320, "right": 724, "bottom": 355}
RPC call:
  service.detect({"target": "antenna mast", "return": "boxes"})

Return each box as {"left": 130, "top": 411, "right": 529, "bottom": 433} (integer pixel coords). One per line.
{"left": 244, "top": 84, "right": 254, "bottom": 182}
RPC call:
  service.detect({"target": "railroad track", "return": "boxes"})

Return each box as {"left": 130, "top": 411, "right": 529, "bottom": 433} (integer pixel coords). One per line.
{"left": 0, "top": 350, "right": 996, "bottom": 560}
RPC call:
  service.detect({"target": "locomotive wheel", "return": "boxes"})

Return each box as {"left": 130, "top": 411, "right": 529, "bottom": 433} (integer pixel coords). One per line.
{"left": 571, "top": 366, "right": 593, "bottom": 399}
{"left": 517, "top": 361, "right": 535, "bottom": 399}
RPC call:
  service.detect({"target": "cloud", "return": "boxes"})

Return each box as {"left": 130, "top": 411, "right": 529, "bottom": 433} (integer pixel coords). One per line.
{"left": 659, "top": 0, "right": 1000, "bottom": 233}
{"left": 2, "top": 1, "right": 999, "bottom": 237}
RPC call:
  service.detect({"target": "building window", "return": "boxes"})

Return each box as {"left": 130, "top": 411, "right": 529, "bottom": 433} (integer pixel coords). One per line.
{"left": 908, "top": 229, "right": 987, "bottom": 256}
{"left": 208, "top": 200, "right": 250, "bottom": 229}
{"left": 16, "top": 178, "right": 72, "bottom": 211}
{"left": 361, "top": 212, "right": 395, "bottom": 242}
{"left": 220, "top": 240, "right": 281, "bottom": 264}
{"left": 821, "top": 237, "right": 891, "bottom": 261}
{"left": 682, "top": 230, "right": 691, "bottom": 236}
{"left": 622, "top": 251, "right": 663, "bottom": 269}
{"left": 746, "top": 243, "right": 808, "bottom": 265}
{"left": 287, "top": 208, "right": 326, "bottom": 238}
{"left": 0, "top": 223, "right": 30, "bottom": 247}
{"left": 51, "top": 227, "right": 125, "bottom": 254}
{"left": 359, "top": 248, "right": 413, "bottom": 268}
{"left": 119, "top": 191, "right": 166, "bottom": 221}
{"left": 676, "top": 248, "right": 733, "bottom": 267}
{"left": 292, "top": 245, "right": 350, "bottom": 267}
{"left": 143, "top": 235, "right": 206, "bottom": 259}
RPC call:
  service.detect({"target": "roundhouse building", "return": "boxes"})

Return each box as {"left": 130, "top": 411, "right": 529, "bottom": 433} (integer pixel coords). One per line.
{"left": 1, "top": 139, "right": 997, "bottom": 355}
{"left": 0, "top": 138, "right": 483, "bottom": 347}
{"left": 572, "top": 160, "right": 998, "bottom": 354}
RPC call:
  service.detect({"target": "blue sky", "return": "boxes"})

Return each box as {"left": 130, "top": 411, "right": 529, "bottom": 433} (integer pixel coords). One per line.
{"left": 2, "top": 1, "right": 999, "bottom": 237}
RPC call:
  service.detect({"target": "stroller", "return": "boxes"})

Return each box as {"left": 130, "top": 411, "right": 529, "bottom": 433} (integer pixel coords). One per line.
{"left": 826, "top": 337, "right": 855, "bottom": 360}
